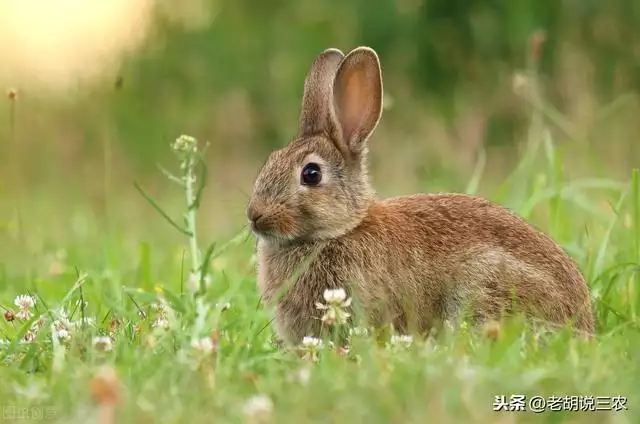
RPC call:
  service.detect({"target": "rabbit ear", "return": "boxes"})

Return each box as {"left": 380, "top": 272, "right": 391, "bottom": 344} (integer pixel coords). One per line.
{"left": 298, "top": 48, "right": 345, "bottom": 137}
{"left": 329, "top": 47, "right": 383, "bottom": 157}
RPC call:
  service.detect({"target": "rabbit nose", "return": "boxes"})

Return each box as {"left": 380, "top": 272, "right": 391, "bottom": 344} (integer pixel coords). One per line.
{"left": 249, "top": 213, "right": 263, "bottom": 225}
{"left": 247, "top": 204, "right": 264, "bottom": 227}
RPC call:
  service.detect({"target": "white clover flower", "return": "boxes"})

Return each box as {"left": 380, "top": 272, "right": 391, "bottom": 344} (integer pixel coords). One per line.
{"left": 316, "top": 305, "right": 351, "bottom": 327}
{"left": 302, "top": 336, "right": 323, "bottom": 349}
{"left": 51, "top": 310, "right": 73, "bottom": 336}
{"left": 22, "top": 331, "right": 36, "bottom": 343}
{"left": 315, "top": 288, "right": 352, "bottom": 327}
{"left": 242, "top": 394, "right": 273, "bottom": 420}
{"left": 323, "top": 288, "right": 347, "bottom": 304}
{"left": 54, "top": 329, "right": 70, "bottom": 342}
{"left": 92, "top": 336, "right": 113, "bottom": 352}
{"left": 390, "top": 334, "right": 414, "bottom": 348}
{"left": 14, "top": 295, "right": 36, "bottom": 310}
{"left": 190, "top": 337, "right": 215, "bottom": 354}
{"left": 15, "top": 309, "right": 33, "bottom": 321}
{"left": 300, "top": 336, "right": 324, "bottom": 362}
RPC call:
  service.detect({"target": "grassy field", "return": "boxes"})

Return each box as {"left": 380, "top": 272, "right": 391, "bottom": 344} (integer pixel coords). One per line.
{"left": 1, "top": 11, "right": 640, "bottom": 420}
{"left": 0, "top": 121, "right": 639, "bottom": 424}
{"left": 2, "top": 2, "right": 640, "bottom": 423}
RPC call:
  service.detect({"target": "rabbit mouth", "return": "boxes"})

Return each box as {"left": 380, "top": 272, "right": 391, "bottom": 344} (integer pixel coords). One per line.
{"left": 250, "top": 223, "right": 295, "bottom": 244}
{"left": 248, "top": 208, "right": 302, "bottom": 244}
{"left": 253, "top": 230, "right": 298, "bottom": 247}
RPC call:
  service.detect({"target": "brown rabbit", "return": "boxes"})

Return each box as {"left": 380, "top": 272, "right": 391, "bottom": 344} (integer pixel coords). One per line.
{"left": 246, "top": 46, "right": 595, "bottom": 345}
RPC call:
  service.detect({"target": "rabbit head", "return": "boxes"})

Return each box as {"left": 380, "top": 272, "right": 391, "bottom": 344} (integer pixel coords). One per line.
{"left": 247, "top": 47, "right": 384, "bottom": 245}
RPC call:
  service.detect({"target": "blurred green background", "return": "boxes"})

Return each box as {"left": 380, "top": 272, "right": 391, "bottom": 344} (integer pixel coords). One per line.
{"left": 1, "top": 0, "right": 639, "bottom": 260}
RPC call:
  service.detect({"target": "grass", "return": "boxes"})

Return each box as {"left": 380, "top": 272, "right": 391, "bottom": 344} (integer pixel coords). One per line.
{"left": 1, "top": 75, "right": 639, "bottom": 424}
{"left": 0, "top": 134, "right": 638, "bottom": 424}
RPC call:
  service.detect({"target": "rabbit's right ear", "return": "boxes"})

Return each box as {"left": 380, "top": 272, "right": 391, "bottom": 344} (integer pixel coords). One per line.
{"left": 328, "top": 47, "right": 383, "bottom": 158}
{"left": 298, "top": 48, "right": 345, "bottom": 137}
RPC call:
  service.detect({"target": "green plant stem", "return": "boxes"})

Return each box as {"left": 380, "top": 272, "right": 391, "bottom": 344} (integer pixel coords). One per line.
{"left": 184, "top": 153, "right": 203, "bottom": 294}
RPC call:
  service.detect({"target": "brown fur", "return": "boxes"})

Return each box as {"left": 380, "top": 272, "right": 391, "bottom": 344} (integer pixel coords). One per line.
{"left": 246, "top": 46, "right": 595, "bottom": 345}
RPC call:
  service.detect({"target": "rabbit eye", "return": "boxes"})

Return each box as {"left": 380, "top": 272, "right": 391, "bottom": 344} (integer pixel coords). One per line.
{"left": 301, "top": 162, "right": 322, "bottom": 186}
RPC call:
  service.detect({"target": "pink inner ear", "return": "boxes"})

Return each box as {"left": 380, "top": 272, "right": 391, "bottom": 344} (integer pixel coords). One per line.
{"left": 343, "top": 69, "right": 366, "bottom": 142}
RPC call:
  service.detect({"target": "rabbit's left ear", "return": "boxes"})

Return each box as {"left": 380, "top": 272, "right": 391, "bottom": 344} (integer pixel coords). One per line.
{"left": 329, "top": 47, "right": 383, "bottom": 157}
{"left": 298, "top": 48, "right": 345, "bottom": 137}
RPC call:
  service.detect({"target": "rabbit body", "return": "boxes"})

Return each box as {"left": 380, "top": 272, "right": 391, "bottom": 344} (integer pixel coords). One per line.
{"left": 256, "top": 192, "right": 594, "bottom": 344}
{"left": 247, "top": 47, "right": 595, "bottom": 345}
